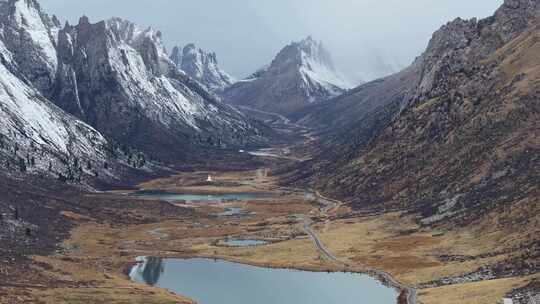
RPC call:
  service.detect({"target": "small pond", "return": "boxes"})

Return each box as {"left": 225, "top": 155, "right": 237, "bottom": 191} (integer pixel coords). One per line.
{"left": 223, "top": 239, "right": 268, "bottom": 247}
{"left": 130, "top": 257, "right": 397, "bottom": 304}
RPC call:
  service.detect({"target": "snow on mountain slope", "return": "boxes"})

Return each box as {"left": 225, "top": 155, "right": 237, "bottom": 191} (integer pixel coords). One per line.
{"left": 222, "top": 36, "right": 350, "bottom": 116}
{"left": 170, "top": 44, "right": 235, "bottom": 92}
{"left": 0, "top": 0, "right": 266, "bottom": 169}
{"left": 51, "top": 16, "right": 265, "bottom": 158}
{"left": 0, "top": 37, "right": 114, "bottom": 181}
{"left": 0, "top": 0, "right": 60, "bottom": 95}
{"left": 10, "top": 0, "right": 57, "bottom": 68}
{"left": 296, "top": 37, "right": 351, "bottom": 96}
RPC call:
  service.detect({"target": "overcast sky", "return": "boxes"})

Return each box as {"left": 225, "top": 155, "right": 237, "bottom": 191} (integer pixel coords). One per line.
{"left": 40, "top": 0, "right": 503, "bottom": 84}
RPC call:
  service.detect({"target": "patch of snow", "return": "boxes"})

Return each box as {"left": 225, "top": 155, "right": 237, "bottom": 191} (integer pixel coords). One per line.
{"left": 0, "top": 56, "right": 108, "bottom": 170}
{"left": 0, "top": 38, "right": 13, "bottom": 64}
{"left": 300, "top": 55, "right": 351, "bottom": 91}
{"left": 12, "top": 0, "right": 57, "bottom": 72}
{"left": 107, "top": 41, "right": 206, "bottom": 130}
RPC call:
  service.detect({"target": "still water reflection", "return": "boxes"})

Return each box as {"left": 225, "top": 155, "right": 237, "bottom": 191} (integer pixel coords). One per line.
{"left": 130, "top": 257, "right": 397, "bottom": 304}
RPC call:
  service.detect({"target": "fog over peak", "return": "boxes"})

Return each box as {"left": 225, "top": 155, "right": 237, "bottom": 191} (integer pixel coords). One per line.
{"left": 40, "top": 0, "right": 503, "bottom": 85}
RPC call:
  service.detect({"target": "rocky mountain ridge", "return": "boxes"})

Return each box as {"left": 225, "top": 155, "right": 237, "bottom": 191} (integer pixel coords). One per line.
{"left": 279, "top": 2, "right": 540, "bottom": 291}
{"left": 0, "top": 0, "right": 268, "bottom": 178}
{"left": 289, "top": 0, "right": 540, "bottom": 229}
{"left": 0, "top": 0, "right": 270, "bottom": 184}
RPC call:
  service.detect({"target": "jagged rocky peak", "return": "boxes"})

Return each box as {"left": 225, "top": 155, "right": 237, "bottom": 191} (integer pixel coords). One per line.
{"left": 104, "top": 17, "right": 173, "bottom": 76}
{"left": 0, "top": 0, "right": 267, "bottom": 182}
{"left": 0, "top": 0, "right": 61, "bottom": 96}
{"left": 271, "top": 36, "right": 350, "bottom": 91}
{"left": 170, "top": 43, "right": 235, "bottom": 92}
{"left": 222, "top": 36, "right": 350, "bottom": 116}
{"left": 276, "top": 37, "right": 331, "bottom": 70}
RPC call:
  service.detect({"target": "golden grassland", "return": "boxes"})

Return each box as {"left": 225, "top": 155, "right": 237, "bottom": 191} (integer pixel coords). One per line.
{"left": 3, "top": 169, "right": 536, "bottom": 304}
{"left": 418, "top": 275, "right": 540, "bottom": 304}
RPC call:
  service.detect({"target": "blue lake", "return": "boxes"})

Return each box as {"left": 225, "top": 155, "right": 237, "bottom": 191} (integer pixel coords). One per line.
{"left": 130, "top": 257, "right": 397, "bottom": 304}
{"left": 131, "top": 191, "right": 271, "bottom": 203}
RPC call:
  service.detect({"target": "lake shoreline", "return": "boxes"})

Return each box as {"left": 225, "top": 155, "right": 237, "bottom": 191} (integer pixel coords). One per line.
{"left": 129, "top": 257, "right": 400, "bottom": 304}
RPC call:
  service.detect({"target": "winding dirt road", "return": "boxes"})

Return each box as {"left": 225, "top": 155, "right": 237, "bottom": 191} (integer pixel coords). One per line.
{"left": 240, "top": 106, "right": 418, "bottom": 304}
{"left": 303, "top": 191, "right": 417, "bottom": 304}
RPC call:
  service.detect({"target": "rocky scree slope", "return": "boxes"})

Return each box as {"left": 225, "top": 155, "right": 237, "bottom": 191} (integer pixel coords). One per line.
{"left": 222, "top": 36, "right": 350, "bottom": 117}
{"left": 287, "top": 0, "right": 540, "bottom": 240}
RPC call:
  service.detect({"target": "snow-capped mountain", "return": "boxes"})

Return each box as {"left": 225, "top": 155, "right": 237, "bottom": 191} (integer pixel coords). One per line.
{"left": 0, "top": 0, "right": 266, "bottom": 165}
{"left": 170, "top": 44, "right": 235, "bottom": 92}
{"left": 52, "top": 17, "right": 264, "bottom": 159}
{"left": 222, "top": 36, "right": 351, "bottom": 116}
{"left": 0, "top": 0, "right": 267, "bottom": 182}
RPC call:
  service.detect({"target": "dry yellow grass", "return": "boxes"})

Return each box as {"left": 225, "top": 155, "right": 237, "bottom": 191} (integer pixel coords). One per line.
{"left": 315, "top": 213, "right": 521, "bottom": 286}
{"left": 8, "top": 168, "right": 535, "bottom": 304}
{"left": 417, "top": 274, "right": 540, "bottom": 304}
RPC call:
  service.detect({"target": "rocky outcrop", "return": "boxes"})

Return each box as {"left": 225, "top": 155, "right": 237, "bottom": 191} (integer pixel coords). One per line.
{"left": 170, "top": 44, "right": 235, "bottom": 92}
{"left": 222, "top": 36, "right": 350, "bottom": 117}
{"left": 410, "top": 0, "right": 540, "bottom": 104}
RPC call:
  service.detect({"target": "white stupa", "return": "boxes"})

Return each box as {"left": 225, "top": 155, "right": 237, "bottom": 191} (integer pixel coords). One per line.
{"left": 207, "top": 175, "right": 213, "bottom": 182}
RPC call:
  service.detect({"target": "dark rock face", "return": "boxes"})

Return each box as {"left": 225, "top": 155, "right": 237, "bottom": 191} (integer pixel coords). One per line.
{"left": 222, "top": 36, "right": 350, "bottom": 117}
{"left": 170, "top": 44, "right": 235, "bottom": 92}
{"left": 410, "top": 0, "right": 540, "bottom": 106}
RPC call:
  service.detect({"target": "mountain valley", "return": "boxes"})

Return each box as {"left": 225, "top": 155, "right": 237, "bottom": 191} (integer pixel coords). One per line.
{"left": 0, "top": 0, "right": 538, "bottom": 304}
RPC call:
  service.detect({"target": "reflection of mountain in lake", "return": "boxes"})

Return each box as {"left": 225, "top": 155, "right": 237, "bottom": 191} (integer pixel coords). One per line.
{"left": 141, "top": 257, "right": 165, "bottom": 286}
{"left": 130, "top": 258, "right": 397, "bottom": 304}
